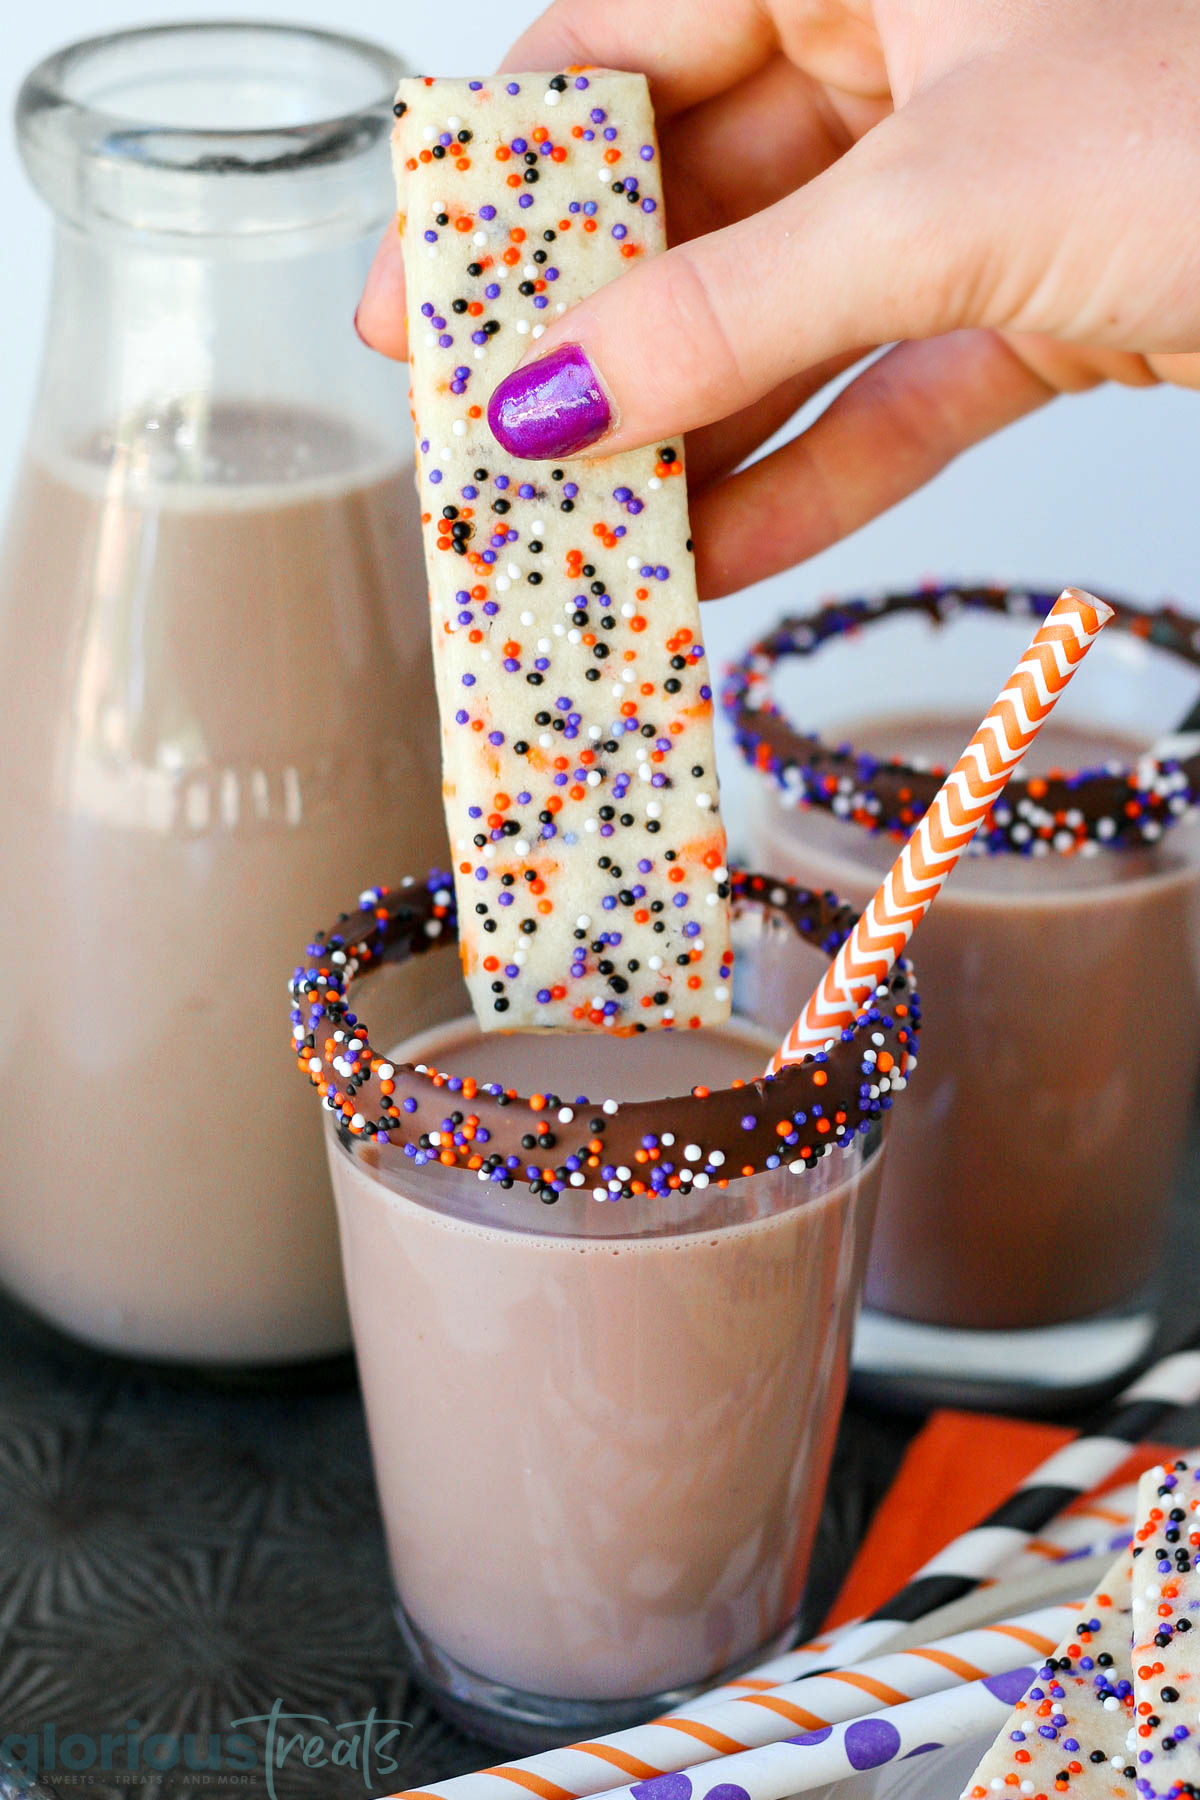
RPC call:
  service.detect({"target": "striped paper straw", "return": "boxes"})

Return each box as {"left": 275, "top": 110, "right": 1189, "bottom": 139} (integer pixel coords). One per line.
{"left": 387, "top": 1604, "right": 1073, "bottom": 1800}
{"left": 770, "top": 586, "right": 1113, "bottom": 1070}
{"left": 569, "top": 1675, "right": 1031, "bottom": 1800}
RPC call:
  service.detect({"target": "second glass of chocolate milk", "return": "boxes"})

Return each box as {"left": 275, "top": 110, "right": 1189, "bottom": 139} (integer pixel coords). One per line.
{"left": 731, "top": 587, "right": 1200, "bottom": 1406}
{"left": 0, "top": 25, "right": 446, "bottom": 1364}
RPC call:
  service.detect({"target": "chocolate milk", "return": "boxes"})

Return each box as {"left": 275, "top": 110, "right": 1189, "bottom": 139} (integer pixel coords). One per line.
{"left": 0, "top": 408, "right": 445, "bottom": 1361}
{"left": 330, "top": 1016, "right": 881, "bottom": 1702}
{"left": 751, "top": 714, "right": 1200, "bottom": 1331}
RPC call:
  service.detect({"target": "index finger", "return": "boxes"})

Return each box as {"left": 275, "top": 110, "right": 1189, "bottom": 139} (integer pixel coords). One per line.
{"left": 500, "top": 0, "right": 778, "bottom": 115}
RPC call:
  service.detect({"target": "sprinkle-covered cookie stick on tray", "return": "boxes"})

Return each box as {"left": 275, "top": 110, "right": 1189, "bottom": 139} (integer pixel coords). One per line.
{"left": 961, "top": 1548, "right": 1138, "bottom": 1800}
{"left": 394, "top": 73, "right": 732, "bottom": 1032}
{"left": 1129, "top": 1460, "right": 1200, "bottom": 1800}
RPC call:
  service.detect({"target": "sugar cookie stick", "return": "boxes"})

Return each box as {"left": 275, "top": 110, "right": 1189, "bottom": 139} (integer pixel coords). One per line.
{"left": 1130, "top": 1461, "right": 1200, "bottom": 1800}
{"left": 394, "top": 73, "right": 732, "bottom": 1031}
{"left": 961, "top": 1548, "right": 1137, "bottom": 1800}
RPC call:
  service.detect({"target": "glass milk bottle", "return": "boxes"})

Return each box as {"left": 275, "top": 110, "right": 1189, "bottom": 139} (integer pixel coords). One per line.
{"left": 0, "top": 24, "right": 444, "bottom": 1364}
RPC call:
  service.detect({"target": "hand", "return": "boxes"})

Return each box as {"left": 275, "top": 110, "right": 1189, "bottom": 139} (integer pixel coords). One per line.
{"left": 357, "top": 0, "right": 1200, "bottom": 597}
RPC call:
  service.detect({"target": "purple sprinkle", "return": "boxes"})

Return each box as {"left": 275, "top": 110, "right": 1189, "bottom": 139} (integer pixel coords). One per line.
{"left": 642, "top": 197, "right": 658, "bottom": 213}
{"left": 506, "top": 82, "right": 520, "bottom": 95}
{"left": 512, "top": 138, "right": 528, "bottom": 153}
{"left": 519, "top": 194, "right": 533, "bottom": 208}
{"left": 486, "top": 283, "right": 501, "bottom": 299}
{"left": 480, "top": 204, "right": 496, "bottom": 220}
{"left": 429, "top": 469, "right": 442, "bottom": 484}
{"left": 640, "top": 144, "right": 655, "bottom": 161}
{"left": 423, "top": 230, "right": 438, "bottom": 243}
{"left": 575, "top": 76, "right": 589, "bottom": 89}
{"left": 421, "top": 303, "right": 434, "bottom": 317}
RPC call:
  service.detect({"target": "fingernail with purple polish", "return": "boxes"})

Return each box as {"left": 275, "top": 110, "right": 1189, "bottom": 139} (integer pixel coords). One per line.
{"left": 487, "top": 343, "right": 612, "bottom": 460}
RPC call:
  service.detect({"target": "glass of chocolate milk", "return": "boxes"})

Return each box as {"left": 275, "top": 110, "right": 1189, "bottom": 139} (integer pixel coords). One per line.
{"left": 727, "top": 584, "right": 1200, "bottom": 1408}
{"left": 0, "top": 25, "right": 447, "bottom": 1365}
{"left": 292, "top": 870, "right": 919, "bottom": 1744}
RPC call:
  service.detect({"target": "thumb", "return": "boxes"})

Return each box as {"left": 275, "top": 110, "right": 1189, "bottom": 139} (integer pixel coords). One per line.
{"left": 487, "top": 112, "right": 977, "bottom": 461}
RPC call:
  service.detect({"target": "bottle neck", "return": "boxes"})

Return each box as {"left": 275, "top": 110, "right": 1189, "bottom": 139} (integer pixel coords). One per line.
{"left": 30, "top": 221, "right": 410, "bottom": 488}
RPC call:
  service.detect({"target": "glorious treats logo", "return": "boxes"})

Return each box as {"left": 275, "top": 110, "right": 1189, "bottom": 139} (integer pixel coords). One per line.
{"left": 0, "top": 1701, "right": 412, "bottom": 1796}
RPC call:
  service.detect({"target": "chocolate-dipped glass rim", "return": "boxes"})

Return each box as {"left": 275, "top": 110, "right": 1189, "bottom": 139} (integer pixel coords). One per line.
{"left": 723, "top": 583, "right": 1200, "bottom": 855}
{"left": 289, "top": 868, "right": 920, "bottom": 1203}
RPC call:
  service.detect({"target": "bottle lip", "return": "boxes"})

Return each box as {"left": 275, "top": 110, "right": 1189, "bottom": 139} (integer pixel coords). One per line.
{"left": 16, "top": 20, "right": 408, "bottom": 244}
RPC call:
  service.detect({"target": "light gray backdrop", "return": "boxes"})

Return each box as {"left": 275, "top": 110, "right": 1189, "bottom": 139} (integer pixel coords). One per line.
{"left": 4, "top": 0, "right": 1196, "bottom": 821}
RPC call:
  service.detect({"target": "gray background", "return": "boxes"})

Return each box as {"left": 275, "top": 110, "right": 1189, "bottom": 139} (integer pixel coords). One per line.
{"left": 3, "top": 0, "right": 1196, "bottom": 815}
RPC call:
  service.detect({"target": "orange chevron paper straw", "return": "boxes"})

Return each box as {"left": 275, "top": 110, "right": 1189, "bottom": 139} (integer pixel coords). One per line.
{"left": 769, "top": 588, "right": 1114, "bottom": 1072}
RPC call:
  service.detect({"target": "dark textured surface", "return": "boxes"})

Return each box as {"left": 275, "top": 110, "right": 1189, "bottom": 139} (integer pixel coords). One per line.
{"left": 0, "top": 1293, "right": 915, "bottom": 1800}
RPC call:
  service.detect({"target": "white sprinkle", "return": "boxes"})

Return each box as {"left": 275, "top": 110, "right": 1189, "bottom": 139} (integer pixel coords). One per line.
{"left": 520, "top": 610, "right": 535, "bottom": 625}
{"left": 709, "top": 1150, "right": 725, "bottom": 1166}
{"left": 496, "top": 576, "right": 511, "bottom": 592}
{"left": 627, "top": 555, "right": 641, "bottom": 570}
{"left": 377, "top": 1063, "right": 395, "bottom": 1080}
{"left": 452, "top": 420, "right": 467, "bottom": 436}
{"left": 660, "top": 1132, "right": 675, "bottom": 1147}
{"left": 558, "top": 1107, "right": 574, "bottom": 1123}
{"left": 544, "top": 88, "right": 560, "bottom": 106}
{"left": 555, "top": 302, "right": 566, "bottom": 314}
{"left": 473, "top": 231, "right": 487, "bottom": 246}
{"left": 696, "top": 792, "right": 712, "bottom": 808}
{"left": 646, "top": 801, "right": 662, "bottom": 818}
{"left": 531, "top": 324, "right": 546, "bottom": 338}
{"left": 516, "top": 319, "right": 530, "bottom": 334}
{"left": 602, "top": 1099, "right": 619, "bottom": 1115}
{"left": 648, "top": 956, "right": 662, "bottom": 970}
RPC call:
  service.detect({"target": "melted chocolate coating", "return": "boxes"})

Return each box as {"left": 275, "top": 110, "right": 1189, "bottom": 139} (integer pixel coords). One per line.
{"left": 289, "top": 868, "right": 920, "bottom": 1202}
{"left": 723, "top": 584, "right": 1200, "bottom": 853}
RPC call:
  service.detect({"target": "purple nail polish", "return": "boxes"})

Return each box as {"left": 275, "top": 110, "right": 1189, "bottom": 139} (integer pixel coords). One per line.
{"left": 487, "top": 343, "right": 612, "bottom": 460}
